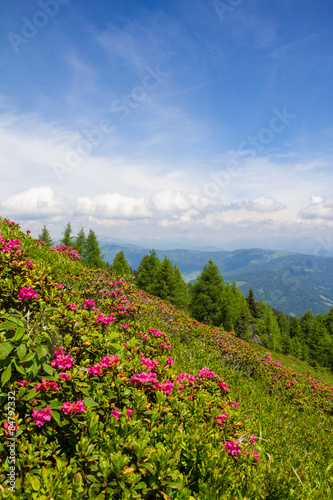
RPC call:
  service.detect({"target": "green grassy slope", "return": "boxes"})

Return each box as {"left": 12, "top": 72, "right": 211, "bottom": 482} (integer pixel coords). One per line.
{"left": 0, "top": 216, "right": 333, "bottom": 499}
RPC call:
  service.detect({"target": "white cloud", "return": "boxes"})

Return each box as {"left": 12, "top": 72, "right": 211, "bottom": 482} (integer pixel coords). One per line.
{"left": 299, "top": 197, "right": 333, "bottom": 220}
{"left": 1, "top": 187, "right": 67, "bottom": 218}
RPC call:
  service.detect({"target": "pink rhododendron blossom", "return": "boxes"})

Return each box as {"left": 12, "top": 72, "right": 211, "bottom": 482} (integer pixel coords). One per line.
{"left": 68, "top": 304, "right": 77, "bottom": 311}
{"left": 88, "top": 363, "right": 103, "bottom": 376}
{"left": 111, "top": 408, "right": 121, "bottom": 420}
{"left": 16, "top": 379, "right": 30, "bottom": 388}
{"left": 101, "top": 355, "right": 119, "bottom": 368}
{"left": 18, "top": 286, "right": 38, "bottom": 301}
{"left": 198, "top": 367, "right": 216, "bottom": 378}
{"left": 122, "top": 323, "right": 129, "bottom": 329}
{"left": 140, "top": 357, "right": 159, "bottom": 371}
{"left": 3, "top": 422, "right": 18, "bottom": 435}
{"left": 126, "top": 408, "right": 133, "bottom": 420}
{"left": 153, "top": 380, "right": 174, "bottom": 394}
{"left": 61, "top": 400, "right": 86, "bottom": 415}
{"left": 59, "top": 372, "right": 71, "bottom": 381}
{"left": 230, "top": 401, "right": 240, "bottom": 407}
{"left": 130, "top": 372, "right": 157, "bottom": 385}
{"left": 34, "top": 379, "right": 59, "bottom": 392}
{"left": 214, "top": 413, "right": 228, "bottom": 426}
{"left": 245, "top": 449, "right": 260, "bottom": 461}
{"left": 250, "top": 434, "right": 257, "bottom": 444}
{"left": 26, "top": 260, "right": 34, "bottom": 269}
{"left": 166, "top": 357, "right": 173, "bottom": 366}
{"left": 32, "top": 406, "right": 52, "bottom": 426}
{"left": 176, "top": 373, "right": 198, "bottom": 385}
{"left": 83, "top": 299, "right": 96, "bottom": 309}
{"left": 223, "top": 440, "right": 241, "bottom": 456}
{"left": 51, "top": 347, "right": 73, "bottom": 370}
{"left": 219, "top": 381, "right": 229, "bottom": 392}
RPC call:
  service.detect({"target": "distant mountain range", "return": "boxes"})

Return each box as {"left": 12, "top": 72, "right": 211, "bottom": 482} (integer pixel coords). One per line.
{"left": 100, "top": 244, "right": 333, "bottom": 317}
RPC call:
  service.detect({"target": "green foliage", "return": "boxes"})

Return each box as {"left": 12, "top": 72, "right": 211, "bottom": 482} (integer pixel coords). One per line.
{"left": 110, "top": 250, "right": 132, "bottom": 277}
{"left": 83, "top": 229, "right": 105, "bottom": 269}
{"left": 60, "top": 222, "right": 73, "bottom": 247}
{"left": 1, "top": 216, "right": 333, "bottom": 499}
{"left": 72, "top": 227, "right": 86, "bottom": 256}
{"left": 38, "top": 225, "right": 53, "bottom": 247}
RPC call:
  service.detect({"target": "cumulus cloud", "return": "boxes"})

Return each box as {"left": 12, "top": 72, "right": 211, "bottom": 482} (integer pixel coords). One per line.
{"left": 1, "top": 187, "right": 67, "bottom": 218}
{"left": 242, "top": 196, "right": 286, "bottom": 212}
{"left": 298, "top": 196, "right": 333, "bottom": 220}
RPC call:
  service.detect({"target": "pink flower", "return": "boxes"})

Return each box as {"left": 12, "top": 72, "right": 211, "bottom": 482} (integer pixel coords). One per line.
{"left": 68, "top": 304, "right": 77, "bottom": 311}
{"left": 18, "top": 286, "right": 38, "bottom": 301}
{"left": 83, "top": 299, "right": 96, "bottom": 309}
{"left": 61, "top": 400, "right": 85, "bottom": 415}
{"left": 3, "top": 421, "right": 18, "bottom": 436}
{"left": 166, "top": 357, "right": 173, "bottom": 366}
{"left": 122, "top": 323, "right": 129, "bottom": 329}
{"left": 51, "top": 347, "right": 73, "bottom": 370}
{"left": 34, "top": 379, "right": 59, "bottom": 392}
{"left": 130, "top": 372, "right": 157, "bottom": 385}
{"left": 54, "top": 283, "right": 64, "bottom": 289}
{"left": 176, "top": 373, "right": 198, "bottom": 385}
{"left": 245, "top": 449, "right": 260, "bottom": 462}
{"left": 59, "top": 372, "right": 71, "bottom": 381}
{"left": 214, "top": 412, "right": 228, "bottom": 427}
{"left": 26, "top": 261, "right": 34, "bottom": 269}
{"left": 230, "top": 401, "right": 240, "bottom": 407}
{"left": 153, "top": 380, "right": 174, "bottom": 394}
{"left": 223, "top": 440, "right": 241, "bottom": 456}
{"left": 126, "top": 408, "right": 133, "bottom": 420}
{"left": 250, "top": 434, "right": 257, "bottom": 445}
{"left": 101, "top": 355, "right": 119, "bottom": 368}
{"left": 198, "top": 367, "right": 216, "bottom": 378}
{"left": 88, "top": 363, "right": 103, "bottom": 376}
{"left": 32, "top": 406, "right": 52, "bottom": 426}
{"left": 140, "top": 357, "right": 159, "bottom": 371}
{"left": 219, "top": 381, "right": 229, "bottom": 392}
{"left": 111, "top": 408, "right": 121, "bottom": 420}
{"left": 16, "top": 379, "right": 30, "bottom": 388}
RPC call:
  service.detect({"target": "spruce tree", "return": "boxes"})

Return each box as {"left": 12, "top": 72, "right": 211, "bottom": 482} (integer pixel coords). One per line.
{"left": 84, "top": 229, "right": 105, "bottom": 269}
{"left": 38, "top": 225, "right": 54, "bottom": 247}
{"left": 135, "top": 250, "right": 161, "bottom": 295}
{"left": 60, "top": 222, "right": 73, "bottom": 247}
{"left": 189, "top": 259, "right": 224, "bottom": 325}
{"left": 73, "top": 228, "right": 86, "bottom": 257}
{"left": 111, "top": 251, "right": 132, "bottom": 276}
{"left": 246, "top": 288, "right": 258, "bottom": 318}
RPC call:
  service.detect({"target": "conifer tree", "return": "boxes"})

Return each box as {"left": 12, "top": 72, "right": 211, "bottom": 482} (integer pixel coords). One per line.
{"left": 135, "top": 250, "right": 161, "bottom": 295}
{"left": 73, "top": 228, "right": 86, "bottom": 257}
{"left": 38, "top": 225, "right": 54, "bottom": 247}
{"left": 189, "top": 259, "right": 224, "bottom": 325}
{"left": 246, "top": 288, "right": 258, "bottom": 318}
{"left": 111, "top": 251, "right": 132, "bottom": 276}
{"left": 155, "top": 256, "right": 189, "bottom": 309}
{"left": 84, "top": 229, "right": 105, "bottom": 269}
{"left": 60, "top": 222, "right": 73, "bottom": 247}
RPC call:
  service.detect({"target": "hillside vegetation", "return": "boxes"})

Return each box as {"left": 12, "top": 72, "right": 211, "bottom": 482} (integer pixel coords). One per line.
{"left": 1, "top": 216, "right": 333, "bottom": 499}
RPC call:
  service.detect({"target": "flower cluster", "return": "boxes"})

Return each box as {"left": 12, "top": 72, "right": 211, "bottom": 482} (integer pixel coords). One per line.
{"left": 32, "top": 406, "right": 52, "bottom": 426}
{"left": 88, "top": 355, "right": 119, "bottom": 375}
{"left": 153, "top": 380, "right": 174, "bottom": 394}
{"left": 50, "top": 245, "right": 81, "bottom": 261}
{"left": 140, "top": 357, "right": 159, "bottom": 371}
{"left": 176, "top": 372, "right": 198, "bottom": 385}
{"left": 0, "top": 235, "right": 20, "bottom": 254}
{"left": 223, "top": 440, "right": 242, "bottom": 456}
{"left": 111, "top": 407, "right": 133, "bottom": 420}
{"left": 96, "top": 312, "right": 116, "bottom": 324}
{"left": 198, "top": 367, "right": 216, "bottom": 379}
{"left": 214, "top": 412, "right": 228, "bottom": 427}
{"left": 18, "top": 286, "right": 39, "bottom": 301}
{"left": 34, "top": 379, "right": 59, "bottom": 393}
{"left": 83, "top": 299, "right": 96, "bottom": 309}
{"left": 51, "top": 347, "right": 73, "bottom": 370}
{"left": 130, "top": 372, "right": 157, "bottom": 385}
{"left": 61, "top": 400, "right": 86, "bottom": 415}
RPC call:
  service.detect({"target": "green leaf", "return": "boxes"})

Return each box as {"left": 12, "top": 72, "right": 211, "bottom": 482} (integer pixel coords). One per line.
{"left": 17, "top": 343, "right": 27, "bottom": 361}
{"left": 0, "top": 321, "right": 17, "bottom": 332}
{"left": 49, "top": 400, "right": 62, "bottom": 409}
{"left": 43, "top": 363, "right": 54, "bottom": 376}
{"left": 1, "top": 363, "right": 12, "bottom": 386}
{"left": 13, "top": 359, "right": 26, "bottom": 375}
{"left": 36, "top": 345, "right": 48, "bottom": 360}
{"left": 0, "top": 343, "right": 14, "bottom": 360}
{"left": 24, "top": 388, "right": 38, "bottom": 400}
{"left": 21, "top": 351, "right": 36, "bottom": 363}
{"left": 31, "top": 360, "right": 39, "bottom": 377}
{"left": 11, "top": 327, "right": 26, "bottom": 342}
{"left": 51, "top": 410, "right": 61, "bottom": 425}
{"left": 83, "top": 396, "right": 99, "bottom": 408}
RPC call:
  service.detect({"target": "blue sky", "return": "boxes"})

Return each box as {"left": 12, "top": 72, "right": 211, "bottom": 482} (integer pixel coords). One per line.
{"left": 0, "top": 0, "right": 333, "bottom": 254}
